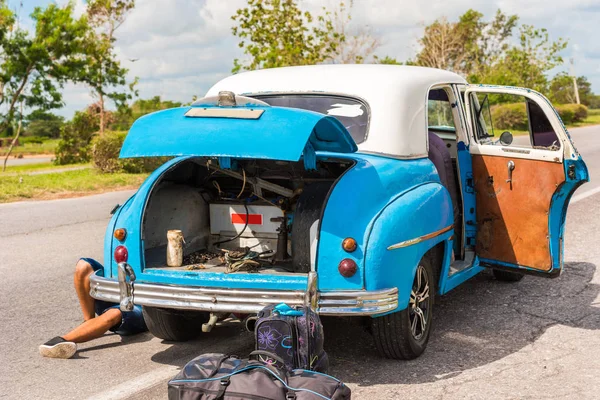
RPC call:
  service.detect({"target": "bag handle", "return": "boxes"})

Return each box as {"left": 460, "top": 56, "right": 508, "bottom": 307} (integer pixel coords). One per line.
{"left": 274, "top": 303, "right": 303, "bottom": 316}
{"left": 249, "top": 350, "right": 287, "bottom": 367}
{"left": 207, "top": 354, "right": 234, "bottom": 379}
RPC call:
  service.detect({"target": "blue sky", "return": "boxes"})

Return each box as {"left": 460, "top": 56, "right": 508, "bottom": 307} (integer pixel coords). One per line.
{"left": 17, "top": 0, "right": 600, "bottom": 118}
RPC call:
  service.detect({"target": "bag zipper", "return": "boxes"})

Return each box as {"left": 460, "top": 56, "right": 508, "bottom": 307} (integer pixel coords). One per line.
{"left": 172, "top": 385, "right": 280, "bottom": 400}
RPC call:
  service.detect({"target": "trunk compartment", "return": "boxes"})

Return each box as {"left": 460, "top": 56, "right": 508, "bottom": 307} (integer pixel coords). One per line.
{"left": 142, "top": 157, "right": 353, "bottom": 276}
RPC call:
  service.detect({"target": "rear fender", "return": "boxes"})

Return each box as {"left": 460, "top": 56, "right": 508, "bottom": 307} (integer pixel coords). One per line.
{"left": 316, "top": 155, "right": 438, "bottom": 291}
{"left": 365, "top": 182, "right": 454, "bottom": 311}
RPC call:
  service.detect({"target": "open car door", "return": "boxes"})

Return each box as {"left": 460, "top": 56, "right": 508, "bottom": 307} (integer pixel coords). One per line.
{"left": 464, "top": 85, "right": 589, "bottom": 277}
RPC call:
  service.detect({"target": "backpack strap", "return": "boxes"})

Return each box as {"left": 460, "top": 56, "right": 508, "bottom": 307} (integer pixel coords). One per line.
{"left": 207, "top": 354, "right": 234, "bottom": 378}
{"left": 214, "top": 377, "right": 230, "bottom": 400}
{"left": 249, "top": 350, "right": 290, "bottom": 383}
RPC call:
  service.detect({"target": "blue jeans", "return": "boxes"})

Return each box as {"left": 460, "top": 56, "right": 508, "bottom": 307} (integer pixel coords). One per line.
{"left": 81, "top": 258, "right": 148, "bottom": 336}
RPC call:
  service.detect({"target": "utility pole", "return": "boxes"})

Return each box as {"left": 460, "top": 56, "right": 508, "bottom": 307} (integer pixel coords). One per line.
{"left": 570, "top": 58, "right": 581, "bottom": 104}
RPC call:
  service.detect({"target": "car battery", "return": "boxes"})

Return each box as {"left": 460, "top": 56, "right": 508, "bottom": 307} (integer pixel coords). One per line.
{"left": 209, "top": 203, "right": 283, "bottom": 238}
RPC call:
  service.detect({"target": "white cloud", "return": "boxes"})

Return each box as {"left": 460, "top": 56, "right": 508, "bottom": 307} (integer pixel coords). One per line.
{"left": 34, "top": 0, "right": 600, "bottom": 118}
{"left": 106, "top": 0, "right": 245, "bottom": 111}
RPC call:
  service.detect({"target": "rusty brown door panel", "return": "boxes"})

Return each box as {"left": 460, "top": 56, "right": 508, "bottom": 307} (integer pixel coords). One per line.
{"left": 473, "top": 155, "right": 565, "bottom": 271}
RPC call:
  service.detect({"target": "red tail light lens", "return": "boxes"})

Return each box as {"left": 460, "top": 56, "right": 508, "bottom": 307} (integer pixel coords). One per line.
{"left": 114, "top": 245, "right": 128, "bottom": 263}
{"left": 338, "top": 258, "right": 357, "bottom": 277}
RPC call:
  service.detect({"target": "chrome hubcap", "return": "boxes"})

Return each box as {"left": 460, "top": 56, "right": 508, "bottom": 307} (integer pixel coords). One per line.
{"left": 409, "top": 265, "right": 430, "bottom": 340}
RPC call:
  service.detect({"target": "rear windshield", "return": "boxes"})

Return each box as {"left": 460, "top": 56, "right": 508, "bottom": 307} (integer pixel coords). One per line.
{"left": 251, "top": 94, "right": 369, "bottom": 144}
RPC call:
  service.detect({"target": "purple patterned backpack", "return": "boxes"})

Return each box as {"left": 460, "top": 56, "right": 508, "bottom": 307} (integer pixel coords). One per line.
{"left": 255, "top": 303, "right": 329, "bottom": 373}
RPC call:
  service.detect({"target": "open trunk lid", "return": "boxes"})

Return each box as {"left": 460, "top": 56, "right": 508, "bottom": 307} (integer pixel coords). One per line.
{"left": 120, "top": 94, "right": 358, "bottom": 160}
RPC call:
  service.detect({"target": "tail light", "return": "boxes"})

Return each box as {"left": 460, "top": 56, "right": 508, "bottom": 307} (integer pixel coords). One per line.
{"left": 114, "top": 228, "right": 127, "bottom": 241}
{"left": 342, "top": 237, "right": 357, "bottom": 252}
{"left": 114, "top": 245, "right": 128, "bottom": 263}
{"left": 338, "top": 258, "right": 357, "bottom": 277}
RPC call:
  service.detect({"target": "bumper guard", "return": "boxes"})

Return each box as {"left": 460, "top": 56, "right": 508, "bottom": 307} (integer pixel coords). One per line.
{"left": 89, "top": 268, "right": 398, "bottom": 316}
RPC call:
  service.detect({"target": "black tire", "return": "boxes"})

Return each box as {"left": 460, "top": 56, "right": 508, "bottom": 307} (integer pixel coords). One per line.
{"left": 372, "top": 256, "right": 435, "bottom": 360}
{"left": 291, "top": 182, "right": 332, "bottom": 273}
{"left": 142, "top": 306, "right": 209, "bottom": 341}
{"left": 492, "top": 269, "right": 524, "bottom": 282}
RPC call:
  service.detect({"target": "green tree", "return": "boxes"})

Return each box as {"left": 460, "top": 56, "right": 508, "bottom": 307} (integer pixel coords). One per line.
{"left": 413, "top": 9, "right": 517, "bottom": 77}
{"left": 55, "top": 104, "right": 101, "bottom": 165}
{"left": 24, "top": 110, "right": 65, "bottom": 138}
{"left": 413, "top": 17, "right": 465, "bottom": 71}
{"left": 487, "top": 25, "right": 567, "bottom": 93}
{"left": 0, "top": 2, "right": 88, "bottom": 170}
{"left": 413, "top": 9, "right": 566, "bottom": 95}
{"left": 549, "top": 72, "right": 594, "bottom": 105}
{"left": 458, "top": 9, "right": 518, "bottom": 79}
{"left": 374, "top": 55, "right": 402, "bottom": 65}
{"left": 109, "top": 96, "right": 182, "bottom": 131}
{"left": 329, "top": 1, "right": 380, "bottom": 64}
{"left": 75, "top": 0, "right": 137, "bottom": 135}
{"left": 231, "top": 0, "right": 343, "bottom": 72}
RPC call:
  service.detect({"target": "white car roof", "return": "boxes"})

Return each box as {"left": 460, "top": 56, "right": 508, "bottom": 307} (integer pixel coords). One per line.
{"left": 206, "top": 64, "right": 467, "bottom": 158}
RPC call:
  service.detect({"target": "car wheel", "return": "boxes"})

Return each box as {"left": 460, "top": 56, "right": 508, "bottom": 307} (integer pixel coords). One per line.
{"left": 492, "top": 269, "right": 524, "bottom": 282}
{"left": 372, "top": 256, "right": 434, "bottom": 360}
{"left": 142, "top": 306, "right": 209, "bottom": 341}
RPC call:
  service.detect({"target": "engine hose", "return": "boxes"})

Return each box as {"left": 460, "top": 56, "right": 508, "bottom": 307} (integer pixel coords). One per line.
{"left": 214, "top": 202, "right": 249, "bottom": 246}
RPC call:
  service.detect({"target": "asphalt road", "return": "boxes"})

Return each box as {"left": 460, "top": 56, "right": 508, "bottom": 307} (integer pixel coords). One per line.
{"left": 2, "top": 155, "right": 53, "bottom": 166}
{"left": 2, "top": 126, "right": 600, "bottom": 399}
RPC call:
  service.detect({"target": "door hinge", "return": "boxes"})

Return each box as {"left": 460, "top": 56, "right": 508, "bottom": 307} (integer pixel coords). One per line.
{"left": 465, "top": 172, "right": 474, "bottom": 193}
{"left": 568, "top": 164, "right": 576, "bottom": 180}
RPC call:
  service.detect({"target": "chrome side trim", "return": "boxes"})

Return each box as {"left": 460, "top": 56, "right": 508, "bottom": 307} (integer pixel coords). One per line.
{"left": 357, "top": 150, "right": 428, "bottom": 160}
{"left": 89, "top": 273, "right": 398, "bottom": 316}
{"left": 387, "top": 224, "right": 453, "bottom": 250}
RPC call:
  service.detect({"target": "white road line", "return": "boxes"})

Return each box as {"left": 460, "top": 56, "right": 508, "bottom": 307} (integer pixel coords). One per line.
{"left": 571, "top": 186, "right": 600, "bottom": 204}
{"left": 86, "top": 364, "right": 181, "bottom": 400}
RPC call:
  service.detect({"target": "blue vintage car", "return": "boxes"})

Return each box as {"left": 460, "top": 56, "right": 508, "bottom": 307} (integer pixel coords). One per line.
{"left": 90, "top": 65, "right": 588, "bottom": 359}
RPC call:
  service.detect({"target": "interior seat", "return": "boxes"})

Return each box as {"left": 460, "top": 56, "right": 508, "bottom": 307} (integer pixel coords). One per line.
{"left": 428, "top": 131, "right": 461, "bottom": 240}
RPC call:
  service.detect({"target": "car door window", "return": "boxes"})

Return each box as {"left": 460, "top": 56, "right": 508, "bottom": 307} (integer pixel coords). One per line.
{"left": 469, "top": 92, "right": 560, "bottom": 151}
{"left": 427, "top": 88, "right": 459, "bottom": 158}
{"left": 428, "top": 89, "right": 456, "bottom": 132}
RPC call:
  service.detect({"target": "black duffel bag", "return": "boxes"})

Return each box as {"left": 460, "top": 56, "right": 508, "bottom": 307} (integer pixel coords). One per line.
{"left": 168, "top": 351, "right": 351, "bottom": 400}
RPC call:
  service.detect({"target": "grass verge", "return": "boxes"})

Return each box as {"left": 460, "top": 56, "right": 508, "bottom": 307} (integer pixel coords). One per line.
{"left": 0, "top": 139, "right": 59, "bottom": 156}
{"left": 569, "top": 108, "right": 600, "bottom": 128}
{"left": 0, "top": 168, "right": 148, "bottom": 203}
{"left": 3, "top": 162, "right": 90, "bottom": 174}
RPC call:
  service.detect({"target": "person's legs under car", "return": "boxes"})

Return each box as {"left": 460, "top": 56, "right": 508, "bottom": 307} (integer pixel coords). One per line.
{"left": 39, "top": 259, "right": 146, "bottom": 359}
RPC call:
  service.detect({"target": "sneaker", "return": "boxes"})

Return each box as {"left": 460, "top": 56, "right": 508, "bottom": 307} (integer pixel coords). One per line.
{"left": 39, "top": 337, "right": 77, "bottom": 359}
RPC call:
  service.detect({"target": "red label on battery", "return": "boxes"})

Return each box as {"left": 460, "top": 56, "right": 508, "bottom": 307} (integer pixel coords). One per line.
{"left": 231, "top": 213, "right": 263, "bottom": 225}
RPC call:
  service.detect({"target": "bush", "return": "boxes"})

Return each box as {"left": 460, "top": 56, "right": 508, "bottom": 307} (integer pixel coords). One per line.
{"left": 573, "top": 104, "right": 588, "bottom": 122}
{"left": 555, "top": 105, "right": 574, "bottom": 124}
{"left": 92, "top": 131, "right": 168, "bottom": 173}
{"left": 554, "top": 104, "right": 588, "bottom": 124}
{"left": 91, "top": 131, "right": 125, "bottom": 173}
{"left": 491, "top": 103, "right": 528, "bottom": 130}
{"left": 588, "top": 95, "right": 600, "bottom": 109}
{"left": 54, "top": 110, "right": 99, "bottom": 165}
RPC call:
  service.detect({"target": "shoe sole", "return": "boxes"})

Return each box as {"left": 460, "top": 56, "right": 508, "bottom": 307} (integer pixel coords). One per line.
{"left": 39, "top": 342, "right": 77, "bottom": 359}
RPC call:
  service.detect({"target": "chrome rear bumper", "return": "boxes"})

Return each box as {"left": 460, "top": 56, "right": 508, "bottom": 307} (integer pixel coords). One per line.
{"left": 89, "top": 271, "right": 398, "bottom": 316}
